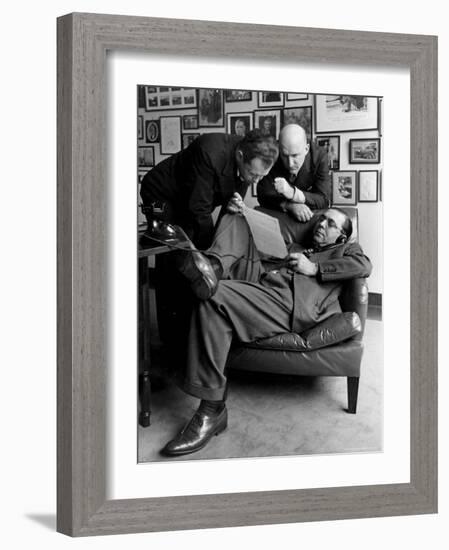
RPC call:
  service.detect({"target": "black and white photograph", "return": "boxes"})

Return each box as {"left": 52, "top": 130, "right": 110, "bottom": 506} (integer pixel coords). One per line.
{"left": 258, "top": 91, "right": 284, "bottom": 107}
{"left": 183, "top": 114, "right": 199, "bottom": 129}
{"left": 332, "top": 170, "right": 358, "bottom": 205}
{"left": 137, "top": 115, "right": 143, "bottom": 139}
{"left": 225, "top": 89, "right": 252, "bottom": 102}
{"left": 349, "top": 138, "right": 381, "bottom": 163}
{"left": 287, "top": 93, "right": 308, "bottom": 101}
{"left": 137, "top": 146, "right": 155, "bottom": 168}
{"left": 136, "top": 85, "right": 383, "bottom": 466}
{"left": 358, "top": 170, "right": 379, "bottom": 202}
{"left": 160, "top": 116, "right": 182, "bottom": 154}
{"left": 315, "top": 94, "right": 379, "bottom": 133}
{"left": 143, "top": 85, "right": 198, "bottom": 111}
{"left": 316, "top": 135, "right": 340, "bottom": 170}
{"left": 145, "top": 119, "right": 160, "bottom": 143}
{"left": 226, "top": 112, "right": 253, "bottom": 136}
{"left": 254, "top": 109, "right": 280, "bottom": 138}
{"left": 198, "top": 88, "right": 224, "bottom": 127}
{"left": 283, "top": 106, "right": 312, "bottom": 141}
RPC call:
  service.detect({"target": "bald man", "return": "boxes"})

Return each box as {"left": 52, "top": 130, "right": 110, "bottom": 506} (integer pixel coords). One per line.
{"left": 257, "top": 124, "right": 331, "bottom": 222}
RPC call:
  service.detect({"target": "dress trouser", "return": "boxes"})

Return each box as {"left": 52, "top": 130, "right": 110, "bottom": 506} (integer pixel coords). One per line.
{"left": 182, "top": 214, "right": 294, "bottom": 401}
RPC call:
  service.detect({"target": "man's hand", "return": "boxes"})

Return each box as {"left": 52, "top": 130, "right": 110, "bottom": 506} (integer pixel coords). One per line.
{"left": 226, "top": 192, "right": 245, "bottom": 215}
{"left": 273, "top": 177, "right": 294, "bottom": 199}
{"left": 285, "top": 203, "right": 313, "bottom": 222}
{"left": 287, "top": 253, "right": 318, "bottom": 276}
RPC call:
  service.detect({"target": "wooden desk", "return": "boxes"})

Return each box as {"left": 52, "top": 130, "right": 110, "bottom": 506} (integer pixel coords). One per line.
{"left": 138, "top": 231, "right": 190, "bottom": 427}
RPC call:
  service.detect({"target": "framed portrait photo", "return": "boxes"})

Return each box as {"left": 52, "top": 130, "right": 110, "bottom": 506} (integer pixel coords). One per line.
{"left": 144, "top": 119, "right": 160, "bottom": 143}
{"left": 358, "top": 170, "right": 379, "bottom": 202}
{"left": 315, "top": 135, "right": 340, "bottom": 171}
{"left": 160, "top": 116, "right": 182, "bottom": 154}
{"left": 225, "top": 89, "right": 252, "bottom": 102}
{"left": 226, "top": 112, "right": 253, "bottom": 136}
{"left": 332, "top": 170, "right": 358, "bottom": 205}
{"left": 349, "top": 138, "right": 381, "bottom": 164}
{"left": 57, "top": 13, "right": 437, "bottom": 537}
{"left": 315, "top": 94, "right": 379, "bottom": 133}
{"left": 257, "top": 90, "right": 284, "bottom": 107}
{"left": 282, "top": 106, "right": 313, "bottom": 141}
{"left": 254, "top": 109, "right": 281, "bottom": 138}
{"left": 198, "top": 88, "right": 224, "bottom": 127}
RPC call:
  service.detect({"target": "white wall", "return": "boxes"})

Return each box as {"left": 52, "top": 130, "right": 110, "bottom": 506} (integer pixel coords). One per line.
{"left": 1, "top": 1, "right": 446, "bottom": 549}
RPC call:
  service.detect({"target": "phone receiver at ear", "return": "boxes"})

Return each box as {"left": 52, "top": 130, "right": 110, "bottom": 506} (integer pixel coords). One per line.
{"left": 336, "top": 234, "right": 347, "bottom": 244}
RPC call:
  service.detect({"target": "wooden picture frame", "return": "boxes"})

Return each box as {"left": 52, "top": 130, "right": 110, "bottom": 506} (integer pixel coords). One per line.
{"left": 315, "top": 94, "right": 379, "bottom": 133}
{"left": 137, "top": 146, "right": 155, "bottom": 168}
{"left": 57, "top": 13, "right": 437, "bottom": 536}
{"left": 282, "top": 105, "right": 313, "bottom": 141}
{"left": 226, "top": 112, "right": 254, "bottom": 136}
{"left": 349, "top": 138, "right": 381, "bottom": 164}
{"left": 182, "top": 114, "right": 199, "bottom": 130}
{"left": 359, "top": 170, "right": 380, "bottom": 202}
{"left": 332, "top": 170, "right": 358, "bottom": 205}
{"left": 254, "top": 109, "right": 281, "bottom": 139}
{"left": 144, "top": 119, "right": 160, "bottom": 144}
{"left": 137, "top": 115, "right": 143, "bottom": 140}
{"left": 144, "top": 86, "right": 197, "bottom": 111}
{"left": 286, "top": 93, "right": 308, "bottom": 101}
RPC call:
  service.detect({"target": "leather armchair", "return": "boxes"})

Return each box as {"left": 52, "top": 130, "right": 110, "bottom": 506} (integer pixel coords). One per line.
{"left": 225, "top": 207, "right": 369, "bottom": 414}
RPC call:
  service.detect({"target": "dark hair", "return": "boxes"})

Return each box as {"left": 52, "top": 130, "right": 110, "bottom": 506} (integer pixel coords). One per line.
{"left": 237, "top": 129, "right": 279, "bottom": 168}
{"left": 329, "top": 207, "right": 353, "bottom": 240}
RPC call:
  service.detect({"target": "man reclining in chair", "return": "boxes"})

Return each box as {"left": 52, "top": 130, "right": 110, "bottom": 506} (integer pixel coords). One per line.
{"left": 161, "top": 201, "right": 372, "bottom": 456}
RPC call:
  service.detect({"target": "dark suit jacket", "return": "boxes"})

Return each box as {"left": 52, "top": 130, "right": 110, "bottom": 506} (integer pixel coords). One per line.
{"left": 140, "top": 133, "right": 246, "bottom": 249}
{"left": 257, "top": 142, "right": 330, "bottom": 210}
{"left": 291, "top": 240, "right": 371, "bottom": 333}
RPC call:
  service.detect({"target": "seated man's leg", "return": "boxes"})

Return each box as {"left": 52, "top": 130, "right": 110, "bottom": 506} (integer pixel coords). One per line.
{"left": 207, "top": 214, "right": 264, "bottom": 283}
{"left": 162, "top": 278, "right": 293, "bottom": 456}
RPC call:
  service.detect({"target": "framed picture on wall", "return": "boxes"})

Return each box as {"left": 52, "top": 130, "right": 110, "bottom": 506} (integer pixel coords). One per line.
{"left": 282, "top": 106, "right": 313, "bottom": 141}
{"left": 160, "top": 116, "right": 182, "bottom": 154}
{"left": 315, "top": 95, "right": 379, "bottom": 133}
{"left": 349, "top": 138, "right": 381, "bottom": 164}
{"left": 226, "top": 112, "right": 254, "bottom": 136}
{"left": 257, "top": 91, "right": 284, "bottom": 107}
{"left": 225, "top": 89, "right": 252, "bottom": 102}
{"left": 137, "top": 115, "right": 143, "bottom": 140}
{"left": 182, "top": 133, "right": 200, "bottom": 149}
{"left": 144, "top": 86, "right": 198, "bottom": 111}
{"left": 332, "top": 170, "right": 357, "bottom": 205}
{"left": 198, "top": 88, "right": 224, "bottom": 127}
{"left": 315, "top": 135, "right": 340, "bottom": 170}
{"left": 358, "top": 170, "right": 379, "bottom": 202}
{"left": 137, "top": 146, "right": 154, "bottom": 168}
{"left": 286, "top": 93, "right": 308, "bottom": 101}
{"left": 183, "top": 114, "right": 199, "bottom": 130}
{"left": 145, "top": 120, "right": 160, "bottom": 143}
{"left": 254, "top": 110, "right": 281, "bottom": 139}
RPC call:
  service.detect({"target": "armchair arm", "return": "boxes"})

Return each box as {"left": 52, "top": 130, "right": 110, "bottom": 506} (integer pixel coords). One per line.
{"left": 339, "top": 278, "right": 369, "bottom": 340}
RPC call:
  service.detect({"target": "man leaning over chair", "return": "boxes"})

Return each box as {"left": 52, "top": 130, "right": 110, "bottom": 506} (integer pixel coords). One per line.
{"left": 161, "top": 201, "right": 372, "bottom": 457}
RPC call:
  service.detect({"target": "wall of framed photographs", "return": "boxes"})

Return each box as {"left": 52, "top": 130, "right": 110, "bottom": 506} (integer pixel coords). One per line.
{"left": 137, "top": 87, "right": 383, "bottom": 293}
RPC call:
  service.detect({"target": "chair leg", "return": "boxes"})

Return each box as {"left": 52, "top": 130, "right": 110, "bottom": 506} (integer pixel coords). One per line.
{"left": 347, "top": 376, "right": 359, "bottom": 414}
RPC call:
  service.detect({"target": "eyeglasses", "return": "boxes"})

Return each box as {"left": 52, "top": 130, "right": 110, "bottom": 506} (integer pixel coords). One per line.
{"left": 317, "top": 214, "right": 344, "bottom": 233}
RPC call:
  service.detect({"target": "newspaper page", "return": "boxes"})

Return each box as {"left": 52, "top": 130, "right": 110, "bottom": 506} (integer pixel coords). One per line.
{"left": 242, "top": 207, "right": 288, "bottom": 259}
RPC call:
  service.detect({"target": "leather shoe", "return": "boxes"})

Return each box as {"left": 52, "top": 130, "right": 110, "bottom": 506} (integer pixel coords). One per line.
{"left": 175, "top": 248, "right": 218, "bottom": 300}
{"left": 161, "top": 405, "right": 227, "bottom": 456}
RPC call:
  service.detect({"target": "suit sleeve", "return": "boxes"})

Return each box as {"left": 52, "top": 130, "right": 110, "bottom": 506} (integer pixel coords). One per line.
{"left": 185, "top": 143, "right": 217, "bottom": 249}
{"left": 256, "top": 173, "right": 284, "bottom": 210}
{"left": 302, "top": 148, "right": 331, "bottom": 209}
{"left": 316, "top": 242, "right": 372, "bottom": 282}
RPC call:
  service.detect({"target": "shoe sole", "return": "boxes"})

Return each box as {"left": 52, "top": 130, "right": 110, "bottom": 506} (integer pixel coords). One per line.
{"left": 161, "top": 414, "right": 228, "bottom": 457}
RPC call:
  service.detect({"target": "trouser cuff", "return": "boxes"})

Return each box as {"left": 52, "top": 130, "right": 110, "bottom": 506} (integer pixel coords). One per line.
{"left": 182, "top": 379, "right": 227, "bottom": 401}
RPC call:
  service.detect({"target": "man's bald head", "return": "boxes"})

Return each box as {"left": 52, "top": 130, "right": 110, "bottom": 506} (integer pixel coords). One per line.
{"left": 278, "top": 124, "right": 310, "bottom": 177}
